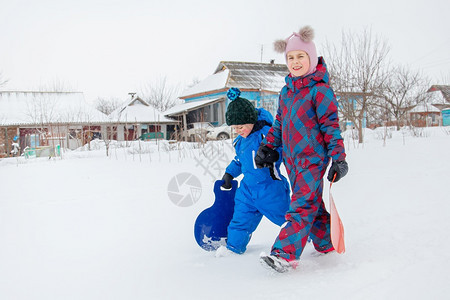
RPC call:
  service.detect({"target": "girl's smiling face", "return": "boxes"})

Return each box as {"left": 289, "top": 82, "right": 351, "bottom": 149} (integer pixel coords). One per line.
{"left": 287, "top": 50, "right": 310, "bottom": 77}
{"left": 231, "top": 124, "right": 254, "bottom": 138}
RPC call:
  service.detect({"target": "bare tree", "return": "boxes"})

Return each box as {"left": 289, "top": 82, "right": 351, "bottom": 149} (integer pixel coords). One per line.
{"left": 324, "top": 28, "right": 391, "bottom": 143}
{"left": 365, "top": 102, "right": 387, "bottom": 128}
{"left": 139, "top": 76, "right": 181, "bottom": 112}
{"left": 27, "top": 80, "right": 90, "bottom": 153}
{"left": 103, "top": 125, "right": 116, "bottom": 157}
{"left": 25, "top": 93, "right": 58, "bottom": 126}
{"left": 25, "top": 80, "right": 75, "bottom": 127}
{"left": 437, "top": 72, "right": 450, "bottom": 85}
{"left": 379, "top": 66, "right": 430, "bottom": 130}
{"left": 22, "top": 93, "right": 58, "bottom": 153}
{"left": 95, "top": 97, "right": 121, "bottom": 115}
{"left": 31, "top": 80, "right": 72, "bottom": 145}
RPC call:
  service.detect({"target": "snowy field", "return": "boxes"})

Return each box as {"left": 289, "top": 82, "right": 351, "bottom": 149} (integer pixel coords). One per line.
{"left": 1, "top": 127, "right": 449, "bottom": 300}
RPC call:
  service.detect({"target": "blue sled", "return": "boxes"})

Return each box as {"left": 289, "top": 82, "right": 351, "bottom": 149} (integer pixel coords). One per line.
{"left": 194, "top": 179, "right": 238, "bottom": 251}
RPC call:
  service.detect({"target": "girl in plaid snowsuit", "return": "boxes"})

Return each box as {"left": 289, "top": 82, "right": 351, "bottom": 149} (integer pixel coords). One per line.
{"left": 256, "top": 25, "right": 348, "bottom": 272}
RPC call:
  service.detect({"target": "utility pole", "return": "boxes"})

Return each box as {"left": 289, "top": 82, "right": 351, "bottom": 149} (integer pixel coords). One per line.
{"left": 260, "top": 44, "right": 264, "bottom": 63}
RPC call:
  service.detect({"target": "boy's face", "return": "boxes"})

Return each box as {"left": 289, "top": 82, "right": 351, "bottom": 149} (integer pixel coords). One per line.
{"left": 232, "top": 124, "right": 254, "bottom": 138}
{"left": 287, "top": 50, "right": 310, "bottom": 77}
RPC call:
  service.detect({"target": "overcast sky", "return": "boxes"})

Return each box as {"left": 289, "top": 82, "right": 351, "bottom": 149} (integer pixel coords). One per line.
{"left": 0, "top": 0, "right": 449, "bottom": 102}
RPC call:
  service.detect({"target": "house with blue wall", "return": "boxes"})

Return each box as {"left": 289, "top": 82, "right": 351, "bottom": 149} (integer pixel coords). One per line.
{"left": 406, "top": 85, "right": 450, "bottom": 127}
{"left": 164, "top": 61, "right": 288, "bottom": 130}
{"left": 335, "top": 92, "right": 367, "bottom": 129}
{"left": 426, "top": 85, "right": 450, "bottom": 127}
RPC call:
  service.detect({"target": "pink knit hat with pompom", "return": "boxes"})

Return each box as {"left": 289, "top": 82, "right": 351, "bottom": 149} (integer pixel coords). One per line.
{"left": 274, "top": 25, "right": 318, "bottom": 75}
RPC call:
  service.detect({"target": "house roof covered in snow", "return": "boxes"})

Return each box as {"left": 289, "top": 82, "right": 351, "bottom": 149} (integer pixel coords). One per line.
{"left": 180, "top": 61, "right": 288, "bottom": 98}
{"left": 0, "top": 91, "right": 108, "bottom": 126}
{"left": 409, "top": 103, "right": 441, "bottom": 113}
{"left": 109, "top": 96, "right": 178, "bottom": 124}
{"left": 427, "top": 85, "right": 450, "bottom": 103}
{"left": 180, "top": 69, "right": 230, "bottom": 98}
{"left": 216, "top": 61, "right": 288, "bottom": 91}
{"left": 163, "top": 97, "right": 225, "bottom": 117}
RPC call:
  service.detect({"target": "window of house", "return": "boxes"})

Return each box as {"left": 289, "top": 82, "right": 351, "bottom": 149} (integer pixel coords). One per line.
{"left": 149, "top": 125, "right": 161, "bottom": 132}
{"left": 141, "top": 124, "right": 148, "bottom": 134}
{"left": 69, "top": 129, "right": 81, "bottom": 139}
{"left": 213, "top": 103, "right": 219, "bottom": 122}
{"left": 92, "top": 132, "right": 102, "bottom": 139}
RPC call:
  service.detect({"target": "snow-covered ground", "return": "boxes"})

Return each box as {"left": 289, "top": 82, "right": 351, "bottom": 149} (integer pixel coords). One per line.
{"left": 1, "top": 127, "right": 449, "bottom": 300}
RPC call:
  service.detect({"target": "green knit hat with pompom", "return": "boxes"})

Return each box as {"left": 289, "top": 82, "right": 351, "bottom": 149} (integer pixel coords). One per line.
{"left": 225, "top": 88, "right": 257, "bottom": 125}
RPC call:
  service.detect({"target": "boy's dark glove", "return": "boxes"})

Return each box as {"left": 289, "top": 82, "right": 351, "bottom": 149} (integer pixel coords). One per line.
{"left": 254, "top": 145, "right": 279, "bottom": 169}
{"left": 221, "top": 173, "right": 233, "bottom": 190}
{"left": 327, "top": 160, "right": 348, "bottom": 183}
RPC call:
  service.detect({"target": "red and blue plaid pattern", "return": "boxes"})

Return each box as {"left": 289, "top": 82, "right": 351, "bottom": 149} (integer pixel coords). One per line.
{"left": 264, "top": 57, "right": 346, "bottom": 164}
{"left": 263, "top": 57, "right": 345, "bottom": 261}
{"left": 272, "top": 163, "right": 333, "bottom": 260}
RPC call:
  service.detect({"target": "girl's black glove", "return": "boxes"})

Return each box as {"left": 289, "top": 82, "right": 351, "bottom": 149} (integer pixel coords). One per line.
{"left": 327, "top": 160, "right": 348, "bottom": 182}
{"left": 221, "top": 173, "right": 233, "bottom": 190}
{"left": 254, "top": 145, "right": 279, "bottom": 168}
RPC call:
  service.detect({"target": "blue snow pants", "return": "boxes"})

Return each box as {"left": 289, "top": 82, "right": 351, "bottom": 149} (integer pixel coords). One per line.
{"left": 226, "top": 178, "right": 290, "bottom": 254}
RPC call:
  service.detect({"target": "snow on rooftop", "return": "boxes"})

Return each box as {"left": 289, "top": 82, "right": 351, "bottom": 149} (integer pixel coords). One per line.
{"left": 109, "top": 97, "right": 177, "bottom": 123}
{"left": 180, "top": 69, "right": 229, "bottom": 98}
{"left": 0, "top": 91, "right": 108, "bottom": 126}
{"left": 163, "top": 97, "right": 224, "bottom": 116}
{"left": 180, "top": 62, "right": 288, "bottom": 98}
{"left": 410, "top": 103, "right": 440, "bottom": 113}
{"left": 428, "top": 89, "right": 449, "bottom": 105}
{"left": 220, "top": 61, "right": 288, "bottom": 93}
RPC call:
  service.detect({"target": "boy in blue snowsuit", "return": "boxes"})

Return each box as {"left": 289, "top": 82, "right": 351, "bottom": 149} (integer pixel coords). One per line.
{"left": 218, "top": 88, "right": 290, "bottom": 255}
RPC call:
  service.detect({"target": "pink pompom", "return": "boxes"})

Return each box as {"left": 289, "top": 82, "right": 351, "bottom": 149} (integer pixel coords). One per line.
{"left": 273, "top": 39, "right": 287, "bottom": 53}
{"left": 299, "top": 25, "right": 314, "bottom": 42}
